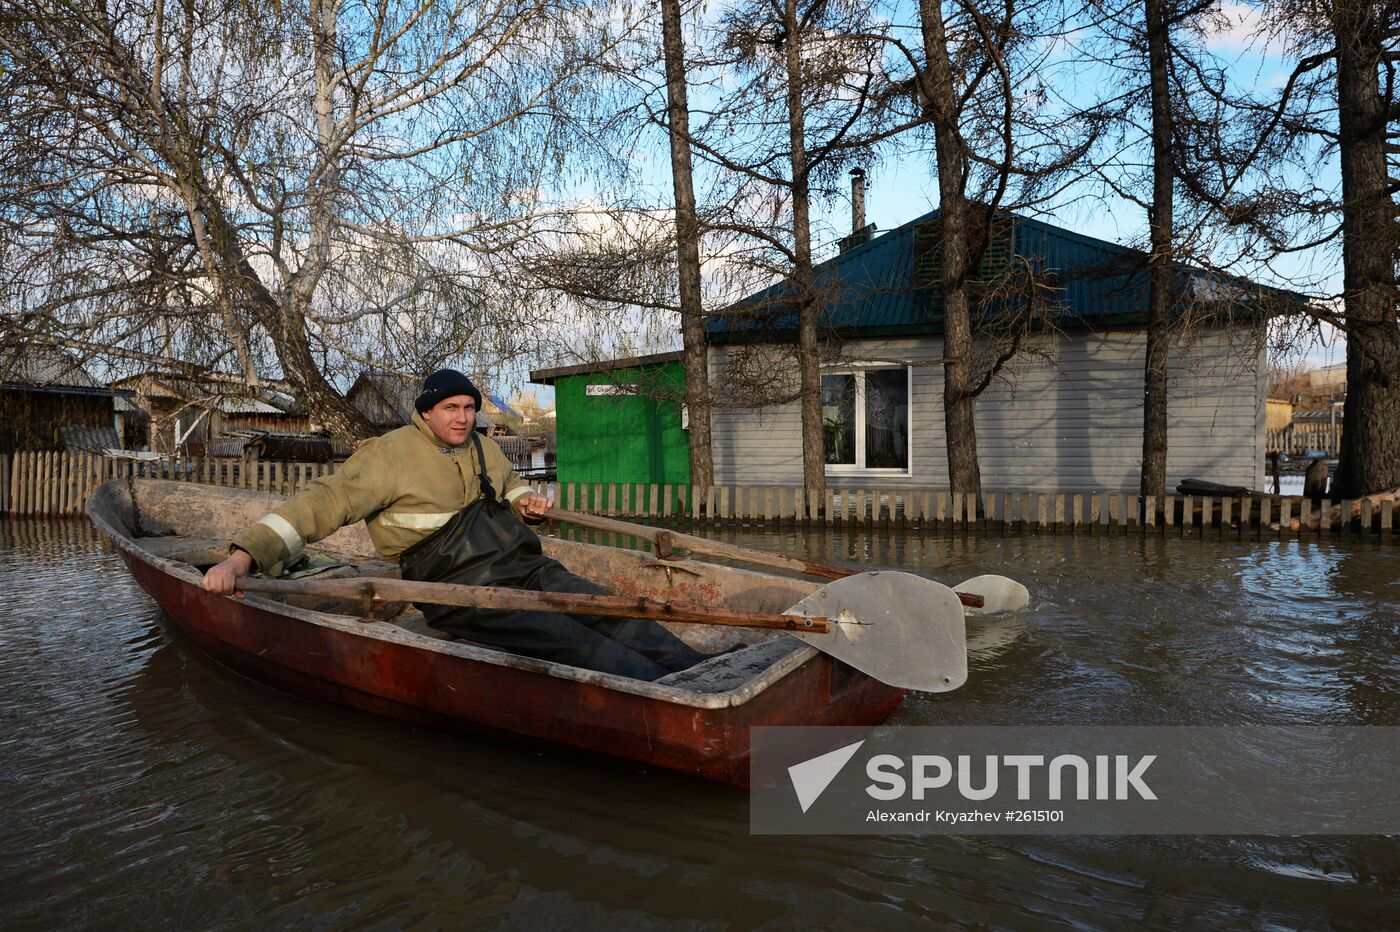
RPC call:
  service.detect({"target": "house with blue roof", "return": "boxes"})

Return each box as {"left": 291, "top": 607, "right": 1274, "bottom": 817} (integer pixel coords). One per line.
{"left": 704, "top": 208, "right": 1285, "bottom": 493}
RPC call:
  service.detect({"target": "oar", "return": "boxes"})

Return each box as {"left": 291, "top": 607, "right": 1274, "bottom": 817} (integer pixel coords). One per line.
{"left": 233, "top": 571, "right": 967, "bottom": 692}
{"left": 547, "top": 507, "right": 1029, "bottom": 613}
{"left": 954, "top": 575, "right": 1031, "bottom": 615}
{"left": 235, "top": 576, "right": 828, "bottom": 632}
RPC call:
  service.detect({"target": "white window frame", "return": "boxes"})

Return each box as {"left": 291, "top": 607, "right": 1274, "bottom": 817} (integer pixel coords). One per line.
{"left": 823, "top": 364, "right": 913, "bottom": 476}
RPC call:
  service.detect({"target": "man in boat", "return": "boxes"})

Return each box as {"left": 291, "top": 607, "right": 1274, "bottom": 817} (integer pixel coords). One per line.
{"left": 202, "top": 368, "right": 711, "bottom": 681}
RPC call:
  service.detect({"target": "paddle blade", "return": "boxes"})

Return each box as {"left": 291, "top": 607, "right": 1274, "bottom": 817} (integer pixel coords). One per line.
{"left": 785, "top": 571, "right": 967, "bottom": 693}
{"left": 953, "top": 575, "right": 1030, "bottom": 615}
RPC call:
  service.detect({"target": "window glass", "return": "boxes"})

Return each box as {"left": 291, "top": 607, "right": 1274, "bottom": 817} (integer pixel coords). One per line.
{"left": 821, "top": 374, "right": 855, "bottom": 464}
{"left": 865, "top": 369, "right": 908, "bottom": 469}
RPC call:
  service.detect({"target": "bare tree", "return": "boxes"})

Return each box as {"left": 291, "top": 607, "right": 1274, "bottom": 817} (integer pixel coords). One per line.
{"left": 1237, "top": 0, "right": 1400, "bottom": 497}
{"left": 688, "top": 0, "right": 907, "bottom": 492}
{"left": 906, "top": 0, "right": 1092, "bottom": 504}
{"left": 0, "top": 0, "right": 622, "bottom": 443}
{"left": 660, "top": 0, "right": 715, "bottom": 489}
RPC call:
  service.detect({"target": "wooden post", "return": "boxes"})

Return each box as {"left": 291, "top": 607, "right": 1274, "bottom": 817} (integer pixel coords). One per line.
{"left": 1381, "top": 500, "right": 1393, "bottom": 540}
{"left": 1279, "top": 498, "right": 1291, "bottom": 536}
{"left": 1320, "top": 499, "right": 1331, "bottom": 534}
{"left": 1201, "top": 496, "right": 1213, "bottom": 530}
{"left": 0, "top": 452, "right": 8, "bottom": 515}
{"left": 51, "top": 452, "right": 63, "bottom": 515}
{"left": 44, "top": 451, "right": 56, "bottom": 516}
{"left": 1336, "top": 500, "right": 1351, "bottom": 537}
{"left": 1259, "top": 496, "right": 1271, "bottom": 533}
{"left": 52, "top": 451, "right": 61, "bottom": 516}
{"left": 61, "top": 452, "right": 73, "bottom": 514}
{"left": 50, "top": 452, "right": 61, "bottom": 515}
{"left": 32, "top": 451, "right": 42, "bottom": 516}
{"left": 1360, "top": 497, "right": 1373, "bottom": 535}
{"left": 66, "top": 453, "right": 77, "bottom": 513}
{"left": 33, "top": 452, "right": 44, "bottom": 516}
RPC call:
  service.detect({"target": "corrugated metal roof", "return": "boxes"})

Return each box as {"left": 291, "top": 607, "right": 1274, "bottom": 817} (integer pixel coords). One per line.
{"left": 709, "top": 210, "right": 1300, "bottom": 339}
{"left": 530, "top": 351, "right": 684, "bottom": 384}
{"left": 0, "top": 345, "right": 101, "bottom": 388}
{"left": 220, "top": 398, "right": 285, "bottom": 415}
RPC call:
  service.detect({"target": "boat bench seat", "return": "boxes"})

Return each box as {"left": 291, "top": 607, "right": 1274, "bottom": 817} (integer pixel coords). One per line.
{"left": 654, "top": 636, "right": 805, "bottom": 693}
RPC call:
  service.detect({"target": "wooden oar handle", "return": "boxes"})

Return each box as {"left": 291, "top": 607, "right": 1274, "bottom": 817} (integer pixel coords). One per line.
{"left": 545, "top": 507, "right": 985, "bottom": 609}
{"left": 234, "top": 576, "right": 830, "bottom": 633}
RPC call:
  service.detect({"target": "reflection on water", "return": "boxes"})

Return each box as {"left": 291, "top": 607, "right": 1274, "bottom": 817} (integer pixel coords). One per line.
{"left": 1, "top": 520, "right": 1397, "bottom": 928}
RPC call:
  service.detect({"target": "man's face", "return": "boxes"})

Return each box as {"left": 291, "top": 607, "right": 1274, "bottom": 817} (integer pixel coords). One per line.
{"left": 422, "top": 394, "right": 477, "bottom": 447}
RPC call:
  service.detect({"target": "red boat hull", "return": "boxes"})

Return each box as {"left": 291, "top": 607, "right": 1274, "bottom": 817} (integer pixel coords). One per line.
{"left": 121, "top": 551, "right": 905, "bottom": 786}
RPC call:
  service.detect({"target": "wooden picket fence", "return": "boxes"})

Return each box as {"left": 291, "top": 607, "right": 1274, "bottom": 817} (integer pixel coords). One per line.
{"left": 0, "top": 452, "right": 338, "bottom": 517}
{"left": 2, "top": 450, "right": 1396, "bottom": 540}
{"left": 552, "top": 481, "right": 1397, "bottom": 539}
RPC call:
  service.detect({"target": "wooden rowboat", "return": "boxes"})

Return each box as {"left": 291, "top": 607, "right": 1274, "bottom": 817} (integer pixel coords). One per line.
{"left": 88, "top": 479, "right": 906, "bottom": 786}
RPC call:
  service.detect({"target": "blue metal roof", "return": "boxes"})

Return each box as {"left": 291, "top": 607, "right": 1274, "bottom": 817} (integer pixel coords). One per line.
{"left": 708, "top": 209, "right": 1297, "bottom": 339}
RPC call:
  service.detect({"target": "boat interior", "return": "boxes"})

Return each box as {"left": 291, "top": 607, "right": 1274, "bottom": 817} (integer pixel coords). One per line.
{"left": 93, "top": 480, "right": 825, "bottom": 695}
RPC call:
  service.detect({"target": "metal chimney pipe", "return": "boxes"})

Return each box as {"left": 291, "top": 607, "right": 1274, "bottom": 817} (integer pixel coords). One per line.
{"left": 850, "top": 167, "right": 866, "bottom": 234}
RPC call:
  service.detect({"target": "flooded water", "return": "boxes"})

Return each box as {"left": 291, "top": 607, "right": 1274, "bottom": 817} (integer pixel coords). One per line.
{"left": 2, "top": 519, "right": 1397, "bottom": 929}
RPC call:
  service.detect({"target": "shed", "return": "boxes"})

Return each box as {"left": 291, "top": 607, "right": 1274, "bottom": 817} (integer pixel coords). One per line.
{"left": 0, "top": 346, "right": 126, "bottom": 453}
{"left": 529, "top": 352, "right": 690, "bottom": 486}
{"left": 347, "top": 368, "right": 513, "bottom": 436}
{"left": 706, "top": 209, "right": 1294, "bottom": 492}
{"left": 109, "top": 375, "right": 311, "bottom": 454}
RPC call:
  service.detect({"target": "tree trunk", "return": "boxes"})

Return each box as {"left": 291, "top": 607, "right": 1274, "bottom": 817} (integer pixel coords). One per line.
{"left": 1331, "top": 4, "right": 1400, "bottom": 498}
{"left": 659, "top": 0, "right": 714, "bottom": 491}
{"left": 195, "top": 191, "right": 376, "bottom": 445}
{"left": 782, "top": 0, "right": 825, "bottom": 493}
{"left": 1140, "top": 0, "right": 1173, "bottom": 511}
{"left": 918, "top": 0, "right": 982, "bottom": 505}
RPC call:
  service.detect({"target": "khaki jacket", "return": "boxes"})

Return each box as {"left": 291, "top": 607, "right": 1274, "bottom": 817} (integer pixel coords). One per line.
{"left": 232, "top": 411, "right": 529, "bottom": 572}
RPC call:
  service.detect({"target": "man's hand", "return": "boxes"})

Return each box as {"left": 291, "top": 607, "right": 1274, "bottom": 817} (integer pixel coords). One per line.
{"left": 514, "top": 491, "right": 553, "bottom": 522}
{"left": 202, "top": 549, "right": 254, "bottom": 596}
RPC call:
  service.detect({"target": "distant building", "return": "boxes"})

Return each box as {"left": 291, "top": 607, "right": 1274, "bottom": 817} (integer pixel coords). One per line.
{"left": 346, "top": 368, "right": 517, "bottom": 437}
{"left": 0, "top": 346, "right": 127, "bottom": 453}
{"left": 701, "top": 209, "right": 1296, "bottom": 492}
{"left": 1307, "top": 362, "right": 1346, "bottom": 394}
{"left": 530, "top": 352, "right": 689, "bottom": 486}
{"left": 109, "top": 374, "right": 311, "bottom": 454}
{"left": 346, "top": 369, "right": 417, "bottom": 433}
{"left": 539, "top": 211, "right": 1300, "bottom": 493}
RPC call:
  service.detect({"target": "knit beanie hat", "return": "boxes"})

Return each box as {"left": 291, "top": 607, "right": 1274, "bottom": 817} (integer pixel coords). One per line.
{"left": 414, "top": 369, "right": 483, "bottom": 414}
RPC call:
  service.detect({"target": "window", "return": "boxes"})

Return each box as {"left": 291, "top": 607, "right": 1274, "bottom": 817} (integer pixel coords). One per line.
{"left": 821, "top": 367, "right": 910, "bottom": 472}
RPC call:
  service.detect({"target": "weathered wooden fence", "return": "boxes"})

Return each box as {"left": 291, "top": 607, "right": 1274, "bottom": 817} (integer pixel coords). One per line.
{"left": 1, "top": 452, "right": 338, "bottom": 517}
{"left": 1267, "top": 423, "right": 1342, "bottom": 457}
{"left": 5, "top": 450, "right": 1394, "bottom": 540}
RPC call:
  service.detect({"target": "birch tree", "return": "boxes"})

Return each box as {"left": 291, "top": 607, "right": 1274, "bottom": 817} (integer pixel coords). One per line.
{"left": 0, "top": 0, "right": 621, "bottom": 443}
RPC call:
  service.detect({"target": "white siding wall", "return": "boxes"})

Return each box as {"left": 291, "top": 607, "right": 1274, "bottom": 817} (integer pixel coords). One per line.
{"left": 709, "top": 326, "right": 1266, "bottom": 492}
